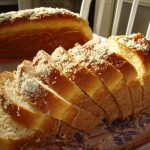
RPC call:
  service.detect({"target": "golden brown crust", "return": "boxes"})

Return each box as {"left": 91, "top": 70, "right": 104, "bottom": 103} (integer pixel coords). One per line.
{"left": 90, "top": 42, "right": 143, "bottom": 114}
{"left": 51, "top": 46, "right": 107, "bottom": 119}
{"left": 32, "top": 51, "right": 92, "bottom": 106}
{"left": 0, "top": 7, "right": 87, "bottom": 26}
{"left": 110, "top": 34, "right": 150, "bottom": 75}
{"left": 108, "top": 33, "right": 150, "bottom": 109}
{"left": 0, "top": 7, "right": 92, "bottom": 60}
{"left": 0, "top": 72, "right": 60, "bottom": 134}
{"left": 69, "top": 44, "right": 133, "bottom": 119}
{"left": 16, "top": 62, "right": 99, "bottom": 133}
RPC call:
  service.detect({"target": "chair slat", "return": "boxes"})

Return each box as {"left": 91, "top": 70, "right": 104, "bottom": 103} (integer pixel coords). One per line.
{"left": 80, "top": 0, "right": 92, "bottom": 20}
{"left": 18, "top": 0, "right": 32, "bottom": 10}
{"left": 146, "top": 22, "right": 150, "bottom": 39}
{"left": 93, "top": 0, "right": 105, "bottom": 34}
{"left": 111, "top": 0, "right": 123, "bottom": 35}
{"left": 126, "top": 0, "right": 139, "bottom": 35}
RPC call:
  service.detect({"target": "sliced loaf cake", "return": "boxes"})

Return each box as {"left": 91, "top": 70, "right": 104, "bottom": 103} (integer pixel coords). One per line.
{"left": 108, "top": 33, "right": 150, "bottom": 108}
{"left": 32, "top": 50, "right": 106, "bottom": 120}
{"left": 69, "top": 44, "right": 133, "bottom": 119}
{"left": 92, "top": 42, "right": 143, "bottom": 114}
{"left": 0, "top": 72, "right": 59, "bottom": 134}
{"left": 14, "top": 62, "right": 99, "bottom": 133}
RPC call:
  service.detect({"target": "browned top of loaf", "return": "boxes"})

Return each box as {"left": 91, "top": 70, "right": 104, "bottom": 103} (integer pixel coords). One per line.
{"left": 112, "top": 33, "right": 150, "bottom": 56}
{"left": 0, "top": 7, "right": 87, "bottom": 25}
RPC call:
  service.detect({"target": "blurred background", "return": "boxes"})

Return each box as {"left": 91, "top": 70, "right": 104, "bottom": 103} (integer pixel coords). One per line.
{"left": 0, "top": 0, "right": 149, "bottom": 38}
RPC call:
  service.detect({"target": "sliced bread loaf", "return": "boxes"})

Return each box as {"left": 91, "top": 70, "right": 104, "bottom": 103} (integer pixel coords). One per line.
{"left": 108, "top": 33, "right": 150, "bottom": 108}
{"left": 32, "top": 50, "right": 105, "bottom": 120}
{"left": 0, "top": 72, "right": 59, "bottom": 134}
{"left": 50, "top": 47, "right": 107, "bottom": 119}
{"left": 0, "top": 88, "right": 35, "bottom": 150}
{"left": 92, "top": 42, "right": 143, "bottom": 114}
{"left": 69, "top": 44, "right": 133, "bottom": 119}
{"left": 14, "top": 62, "right": 99, "bottom": 133}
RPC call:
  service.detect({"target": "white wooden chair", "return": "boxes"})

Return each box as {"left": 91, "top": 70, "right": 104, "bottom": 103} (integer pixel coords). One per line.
{"left": 80, "top": 0, "right": 150, "bottom": 39}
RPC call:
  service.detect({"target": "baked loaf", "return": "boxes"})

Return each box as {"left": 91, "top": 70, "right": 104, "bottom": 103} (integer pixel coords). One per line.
{"left": 108, "top": 33, "right": 150, "bottom": 109}
{"left": 0, "top": 72, "right": 59, "bottom": 133}
{"left": 0, "top": 32, "right": 149, "bottom": 149}
{"left": 92, "top": 41, "right": 143, "bottom": 114}
{"left": 0, "top": 7, "right": 92, "bottom": 60}
{"left": 32, "top": 50, "right": 106, "bottom": 120}
{"left": 69, "top": 43, "right": 132, "bottom": 119}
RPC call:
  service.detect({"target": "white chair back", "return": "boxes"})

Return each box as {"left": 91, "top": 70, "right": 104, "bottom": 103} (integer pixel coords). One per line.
{"left": 80, "top": 0, "right": 150, "bottom": 39}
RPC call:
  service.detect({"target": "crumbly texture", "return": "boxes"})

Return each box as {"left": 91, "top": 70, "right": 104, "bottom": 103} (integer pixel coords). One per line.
{"left": 0, "top": 102, "right": 34, "bottom": 139}
{"left": 33, "top": 50, "right": 63, "bottom": 81}
{"left": 113, "top": 33, "right": 150, "bottom": 55}
{"left": 69, "top": 43, "right": 133, "bottom": 119}
{"left": 0, "top": 7, "right": 85, "bottom": 24}
{"left": 109, "top": 33, "right": 150, "bottom": 110}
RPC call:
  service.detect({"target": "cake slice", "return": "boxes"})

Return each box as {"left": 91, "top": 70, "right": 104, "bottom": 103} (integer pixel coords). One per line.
{"left": 108, "top": 33, "right": 150, "bottom": 108}
{"left": 14, "top": 62, "right": 99, "bottom": 133}
{"left": 69, "top": 44, "right": 133, "bottom": 119}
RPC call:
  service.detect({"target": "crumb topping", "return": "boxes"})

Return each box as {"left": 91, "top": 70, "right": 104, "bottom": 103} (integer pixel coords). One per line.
{"left": 33, "top": 50, "right": 55, "bottom": 79}
{"left": 83, "top": 38, "right": 101, "bottom": 50}
{"left": 92, "top": 43, "right": 113, "bottom": 59}
{"left": 21, "top": 78, "right": 40, "bottom": 94}
{"left": 0, "top": 7, "right": 85, "bottom": 24}
{"left": 68, "top": 43, "right": 117, "bottom": 75}
{"left": 14, "top": 62, "right": 49, "bottom": 104}
{"left": 113, "top": 33, "right": 150, "bottom": 55}
{"left": 51, "top": 47, "right": 79, "bottom": 76}
{"left": 69, "top": 44, "right": 105, "bottom": 67}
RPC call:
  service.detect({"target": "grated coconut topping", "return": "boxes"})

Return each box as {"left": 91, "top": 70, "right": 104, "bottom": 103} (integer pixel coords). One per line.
{"left": 0, "top": 7, "right": 85, "bottom": 24}
{"left": 113, "top": 34, "right": 150, "bottom": 55}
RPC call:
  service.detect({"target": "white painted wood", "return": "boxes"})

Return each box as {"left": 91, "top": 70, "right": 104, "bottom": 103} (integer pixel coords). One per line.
{"left": 111, "top": 0, "right": 123, "bottom": 35}
{"left": 124, "top": 0, "right": 150, "bottom": 7}
{"left": 126, "top": 0, "right": 139, "bottom": 35}
{"left": 146, "top": 22, "right": 150, "bottom": 39}
{"left": 93, "top": 0, "right": 115, "bottom": 37}
{"left": 93, "top": 0, "right": 105, "bottom": 34}
{"left": 80, "top": 0, "right": 92, "bottom": 19}
{"left": 18, "top": 0, "right": 32, "bottom": 10}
